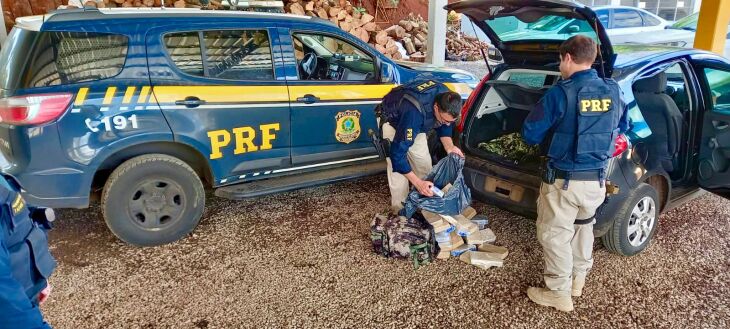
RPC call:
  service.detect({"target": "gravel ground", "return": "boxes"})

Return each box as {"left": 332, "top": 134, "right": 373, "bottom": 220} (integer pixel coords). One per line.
{"left": 41, "top": 175, "right": 730, "bottom": 328}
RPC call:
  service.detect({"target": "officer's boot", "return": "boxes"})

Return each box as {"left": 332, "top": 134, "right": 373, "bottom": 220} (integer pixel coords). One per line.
{"left": 572, "top": 275, "right": 586, "bottom": 297}
{"left": 527, "top": 287, "right": 574, "bottom": 312}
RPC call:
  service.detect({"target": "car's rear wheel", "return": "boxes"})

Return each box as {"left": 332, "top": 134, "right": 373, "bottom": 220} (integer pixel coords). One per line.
{"left": 101, "top": 154, "right": 205, "bottom": 246}
{"left": 602, "top": 183, "right": 659, "bottom": 256}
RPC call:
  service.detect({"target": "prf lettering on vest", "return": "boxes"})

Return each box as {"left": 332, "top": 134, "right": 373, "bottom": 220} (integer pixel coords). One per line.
{"left": 207, "top": 123, "right": 281, "bottom": 160}
{"left": 580, "top": 99, "right": 612, "bottom": 113}
{"left": 416, "top": 80, "right": 436, "bottom": 92}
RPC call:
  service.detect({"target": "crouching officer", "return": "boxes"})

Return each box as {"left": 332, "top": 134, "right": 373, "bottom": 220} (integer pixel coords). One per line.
{"left": 1, "top": 176, "right": 56, "bottom": 329}
{"left": 522, "top": 35, "right": 629, "bottom": 312}
{"left": 376, "top": 78, "right": 463, "bottom": 211}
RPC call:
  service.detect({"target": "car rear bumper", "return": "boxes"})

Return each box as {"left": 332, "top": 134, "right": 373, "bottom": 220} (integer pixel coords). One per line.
{"left": 4, "top": 169, "right": 91, "bottom": 209}
{"left": 463, "top": 156, "right": 541, "bottom": 217}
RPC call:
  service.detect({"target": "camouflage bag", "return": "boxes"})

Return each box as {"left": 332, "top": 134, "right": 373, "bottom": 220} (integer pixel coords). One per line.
{"left": 370, "top": 213, "right": 436, "bottom": 269}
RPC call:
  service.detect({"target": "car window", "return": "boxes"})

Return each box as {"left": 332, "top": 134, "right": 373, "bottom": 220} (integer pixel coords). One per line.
{"left": 23, "top": 31, "right": 128, "bottom": 88}
{"left": 164, "top": 32, "right": 204, "bottom": 77}
{"left": 164, "top": 30, "right": 274, "bottom": 80}
{"left": 640, "top": 11, "right": 661, "bottom": 26}
{"left": 596, "top": 9, "right": 610, "bottom": 28}
{"left": 292, "top": 32, "right": 375, "bottom": 81}
{"left": 507, "top": 72, "right": 549, "bottom": 88}
{"left": 704, "top": 68, "right": 730, "bottom": 113}
{"left": 613, "top": 9, "right": 643, "bottom": 28}
{"left": 486, "top": 14, "right": 598, "bottom": 42}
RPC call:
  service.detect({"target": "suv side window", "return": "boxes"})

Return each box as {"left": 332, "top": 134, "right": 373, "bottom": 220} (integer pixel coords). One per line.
{"left": 704, "top": 67, "right": 730, "bottom": 114}
{"left": 164, "top": 30, "right": 274, "bottom": 80}
{"left": 292, "top": 32, "right": 375, "bottom": 81}
{"left": 640, "top": 12, "right": 662, "bottom": 26}
{"left": 25, "top": 32, "right": 128, "bottom": 88}
{"left": 612, "top": 9, "right": 643, "bottom": 28}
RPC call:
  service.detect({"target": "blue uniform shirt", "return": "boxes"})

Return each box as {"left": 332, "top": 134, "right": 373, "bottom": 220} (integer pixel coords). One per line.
{"left": 0, "top": 177, "right": 52, "bottom": 329}
{"left": 523, "top": 69, "right": 630, "bottom": 171}
{"left": 390, "top": 101, "right": 452, "bottom": 174}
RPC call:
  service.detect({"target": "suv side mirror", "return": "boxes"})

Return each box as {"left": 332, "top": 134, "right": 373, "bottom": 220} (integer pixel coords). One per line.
{"left": 568, "top": 25, "right": 580, "bottom": 33}
{"left": 380, "top": 62, "right": 396, "bottom": 83}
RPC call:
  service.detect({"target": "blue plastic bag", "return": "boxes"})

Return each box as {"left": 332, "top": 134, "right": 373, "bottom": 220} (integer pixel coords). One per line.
{"left": 402, "top": 154, "right": 472, "bottom": 218}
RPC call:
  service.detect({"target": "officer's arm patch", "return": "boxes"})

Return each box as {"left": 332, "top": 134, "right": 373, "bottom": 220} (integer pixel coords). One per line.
{"left": 406, "top": 128, "right": 413, "bottom": 141}
{"left": 11, "top": 194, "right": 25, "bottom": 215}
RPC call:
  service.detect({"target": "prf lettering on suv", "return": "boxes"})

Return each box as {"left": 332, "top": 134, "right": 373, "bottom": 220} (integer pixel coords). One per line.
{"left": 0, "top": 8, "right": 476, "bottom": 246}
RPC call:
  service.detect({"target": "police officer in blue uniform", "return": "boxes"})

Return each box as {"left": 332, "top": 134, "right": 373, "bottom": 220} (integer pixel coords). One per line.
{"left": 522, "top": 35, "right": 629, "bottom": 312}
{"left": 378, "top": 78, "right": 463, "bottom": 210}
{"left": 1, "top": 176, "right": 56, "bottom": 329}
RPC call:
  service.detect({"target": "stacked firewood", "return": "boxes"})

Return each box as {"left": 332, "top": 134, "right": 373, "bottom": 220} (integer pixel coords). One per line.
{"left": 379, "top": 13, "right": 428, "bottom": 62}
{"left": 285, "top": 0, "right": 404, "bottom": 60}
{"left": 446, "top": 27, "right": 491, "bottom": 62}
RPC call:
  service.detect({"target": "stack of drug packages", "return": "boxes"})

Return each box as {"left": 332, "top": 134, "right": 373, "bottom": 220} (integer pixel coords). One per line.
{"left": 421, "top": 206, "right": 508, "bottom": 270}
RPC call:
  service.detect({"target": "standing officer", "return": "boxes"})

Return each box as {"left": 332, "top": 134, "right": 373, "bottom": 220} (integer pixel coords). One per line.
{"left": 378, "top": 78, "right": 464, "bottom": 211}
{"left": 522, "top": 35, "right": 629, "bottom": 312}
{"left": 1, "top": 176, "right": 56, "bottom": 329}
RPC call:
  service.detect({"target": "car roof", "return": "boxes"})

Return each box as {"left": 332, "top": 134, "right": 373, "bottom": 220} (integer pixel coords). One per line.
{"left": 17, "top": 7, "right": 329, "bottom": 31}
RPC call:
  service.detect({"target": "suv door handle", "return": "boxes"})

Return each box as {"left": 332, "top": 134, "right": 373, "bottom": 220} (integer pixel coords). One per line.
{"left": 175, "top": 96, "right": 206, "bottom": 108}
{"left": 296, "top": 94, "right": 320, "bottom": 104}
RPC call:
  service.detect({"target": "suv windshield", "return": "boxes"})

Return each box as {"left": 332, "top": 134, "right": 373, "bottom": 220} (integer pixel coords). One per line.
{"left": 487, "top": 14, "right": 597, "bottom": 42}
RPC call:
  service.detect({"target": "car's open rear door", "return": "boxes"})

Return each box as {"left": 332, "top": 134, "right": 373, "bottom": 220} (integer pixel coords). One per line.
{"left": 694, "top": 56, "right": 730, "bottom": 199}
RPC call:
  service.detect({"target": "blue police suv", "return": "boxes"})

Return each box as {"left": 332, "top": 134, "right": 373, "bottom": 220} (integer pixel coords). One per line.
{"left": 0, "top": 8, "right": 476, "bottom": 246}
{"left": 450, "top": 0, "right": 730, "bottom": 256}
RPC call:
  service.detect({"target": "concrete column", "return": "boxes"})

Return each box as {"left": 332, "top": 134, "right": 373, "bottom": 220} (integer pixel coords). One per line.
{"left": 610, "top": 0, "right": 621, "bottom": 6}
{"left": 427, "top": 0, "right": 447, "bottom": 66}
{"left": 694, "top": 0, "right": 730, "bottom": 55}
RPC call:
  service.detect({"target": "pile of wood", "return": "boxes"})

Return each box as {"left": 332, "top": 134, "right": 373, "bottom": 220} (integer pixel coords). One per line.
{"left": 284, "top": 0, "right": 405, "bottom": 60}
{"left": 379, "top": 13, "right": 429, "bottom": 62}
{"left": 446, "top": 28, "right": 491, "bottom": 61}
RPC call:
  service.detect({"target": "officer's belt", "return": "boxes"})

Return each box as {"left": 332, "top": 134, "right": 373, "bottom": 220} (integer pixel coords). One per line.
{"left": 555, "top": 169, "right": 601, "bottom": 181}
{"left": 574, "top": 217, "right": 594, "bottom": 225}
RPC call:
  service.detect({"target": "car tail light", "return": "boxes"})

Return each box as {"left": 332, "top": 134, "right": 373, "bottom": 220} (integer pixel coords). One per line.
{"left": 0, "top": 93, "right": 73, "bottom": 126}
{"left": 457, "top": 73, "right": 490, "bottom": 132}
{"left": 613, "top": 134, "right": 629, "bottom": 157}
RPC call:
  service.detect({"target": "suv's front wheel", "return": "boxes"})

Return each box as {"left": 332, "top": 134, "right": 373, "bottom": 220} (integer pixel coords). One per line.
{"left": 101, "top": 154, "right": 205, "bottom": 246}
{"left": 602, "top": 183, "right": 659, "bottom": 256}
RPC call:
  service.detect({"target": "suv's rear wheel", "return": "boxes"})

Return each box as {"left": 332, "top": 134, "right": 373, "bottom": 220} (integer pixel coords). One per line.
{"left": 101, "top": 154, "right": 205, "bottom": 246}
{"left": 602, "top": 183, "right": 659, "bottom": 256}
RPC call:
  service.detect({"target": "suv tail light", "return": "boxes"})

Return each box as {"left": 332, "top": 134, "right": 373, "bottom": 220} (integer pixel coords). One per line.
{"left": 457, "top": 74, "right": 490, "bottom": 132}
{"left": 0, "top": 93, "right": 73, "bottom": 126}
{"left": 613, "top": 134, "right": 629, "bottom": 157}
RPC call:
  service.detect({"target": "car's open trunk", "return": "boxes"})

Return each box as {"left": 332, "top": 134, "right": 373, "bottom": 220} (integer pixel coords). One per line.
{"left": 464, "top": 81, "right": 548, "bottom": 174}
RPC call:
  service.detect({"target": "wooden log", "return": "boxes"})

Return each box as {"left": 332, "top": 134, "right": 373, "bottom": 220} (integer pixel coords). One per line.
{"left": 403, "top": 37, "right": 416, "bottom": 54}
{"left": 338, "top": 0, "right": 345, "bottom": 7}
{"left": 329, "top": 17, "right": 338, "bottom": 24}
{"left": 142, "top": 0, "right": 154, "bottom": 6}
{"left": 413, "top": 37, "right": 423, "bottom": 48}
{"left": 328, "top": 7, "right": 339, "bottom": 17}
{"left": 385, "top": 25, "right": 405, "bottom": 39}
{"left": 361, "top": 13, "right": 374, "bottom": 24}
{"left": 83, "top": 0, "right": 97, "bottom": 7}
{"left": 358, "top": 28, "right": 369, "bottom": 43}
{"left": 316, "top": 8, "right": 328, "bottom": 18}
{"left": 391, "top": 51, "right": 402, "bottom": 60}
{"left": 375, "top": 30, "right": 388, "bottom": 45}
{"left": 399, "top": 20, "right": 413, "bottom": 31}
{"left": 351, "top": 18, "right": 363, "bottom": 28}
{"left": 363, "top": 22, "right": 377, "bottom": 32}
{"left": 305, "top": 1, "right": 314, "bottom": 11}
{"left": 352, "top": 11, "right": 361, "bottom": 19}
{"left": 339, "top": 21, "right": 351, "bottom": 32}
{"left": 375, "top": 44, "right": 386, "bottom": 54}
{"left": 336, "top": 10, "right": 346, "bottom": 21}
{"left": 289, "top": 3, "right": 305, "bottom": 16}
{"left": 415, "top": 32, "right": 427, "bottom": 43}
{"left": 123, "top": 0, "right": 134, "bottom": 6}
{"left": 114, "top": 0, "right": 124, "bottom": 3}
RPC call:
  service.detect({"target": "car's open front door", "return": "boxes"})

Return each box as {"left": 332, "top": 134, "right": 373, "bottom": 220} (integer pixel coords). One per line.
{"left": 694, "top": 56, "right": 730, "bottom": 198}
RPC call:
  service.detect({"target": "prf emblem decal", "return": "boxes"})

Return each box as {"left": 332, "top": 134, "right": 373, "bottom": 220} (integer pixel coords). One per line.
{"left": 416, "top": 80, "right": 437, "bottom": 92}
{"left": 406, "top": 129, "right": 413, "bottom": 141}
{"left": 335, "top": 110, "right": 361, "bottom": 144}
{"left": 580, "top": 99, "right": 612, "bottom": 113}
{"left": 11, "top": 194, "right": 25, "bottom": 215}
